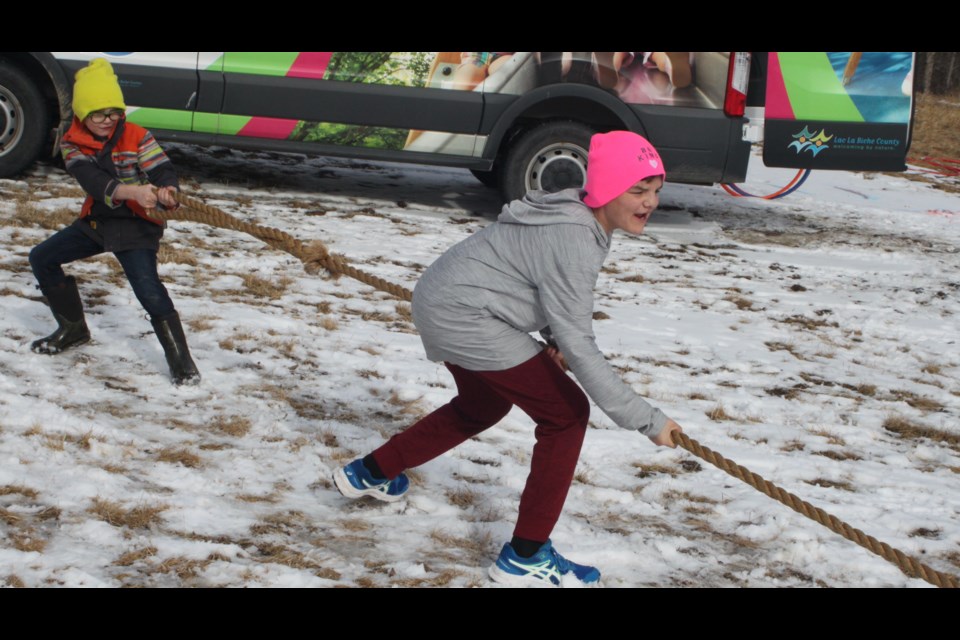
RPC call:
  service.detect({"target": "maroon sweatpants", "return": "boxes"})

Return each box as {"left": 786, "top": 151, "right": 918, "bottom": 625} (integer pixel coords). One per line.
{"left": 371, "top": 350, "right": 590, "bottom": 541}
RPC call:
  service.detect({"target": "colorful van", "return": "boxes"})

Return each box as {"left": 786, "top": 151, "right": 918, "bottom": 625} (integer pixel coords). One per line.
{"left": 0, "top": 52, "right": 914, "bottom": 201}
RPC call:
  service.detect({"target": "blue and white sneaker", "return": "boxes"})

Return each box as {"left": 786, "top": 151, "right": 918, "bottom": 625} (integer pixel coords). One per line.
{"left": 334, "top": 459, "right": 409, "bottom": 502}
{"left": 488, "top": 540, "right": 601, "bottom": 587}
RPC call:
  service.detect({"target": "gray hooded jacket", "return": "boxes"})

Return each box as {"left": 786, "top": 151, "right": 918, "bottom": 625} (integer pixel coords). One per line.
{"left": 412, "top": 189, "right": 667, "bottom": 437}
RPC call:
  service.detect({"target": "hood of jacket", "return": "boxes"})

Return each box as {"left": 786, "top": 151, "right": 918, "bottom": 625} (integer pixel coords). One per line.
{"left": 497, "top": 188, "right": 610, "bottom": 248}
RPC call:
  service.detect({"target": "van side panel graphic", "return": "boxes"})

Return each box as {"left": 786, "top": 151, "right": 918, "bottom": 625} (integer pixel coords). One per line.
{"left": 777, "top": 53, "right": 863, "bottom": 122}
{"left": 217, "top": 52, "right": 332, "bottom": 79}
{"left": 764, "top": 52, "right": 914, "bottom": 172}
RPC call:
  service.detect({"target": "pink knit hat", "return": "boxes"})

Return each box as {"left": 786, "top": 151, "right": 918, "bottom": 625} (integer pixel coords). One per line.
{"left": 583, "top": 131, "right": 665, "bottom": 208}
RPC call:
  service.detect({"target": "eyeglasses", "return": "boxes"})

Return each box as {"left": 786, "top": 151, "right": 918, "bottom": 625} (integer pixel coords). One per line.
{"left": 87, "top": 110, "right": 124, "bottom": 124}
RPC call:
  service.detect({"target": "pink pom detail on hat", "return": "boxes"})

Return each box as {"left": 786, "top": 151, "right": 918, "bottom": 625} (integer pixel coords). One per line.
{"left": 583, "top": 131, "right": 665, "bottom": 208}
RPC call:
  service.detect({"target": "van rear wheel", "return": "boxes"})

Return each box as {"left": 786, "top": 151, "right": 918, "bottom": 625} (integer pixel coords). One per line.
{"left": 0, "top": 59, "right": 49, "bottom": 178}
{"left": 499, "top": 121, "right": 594, "bottom": 203}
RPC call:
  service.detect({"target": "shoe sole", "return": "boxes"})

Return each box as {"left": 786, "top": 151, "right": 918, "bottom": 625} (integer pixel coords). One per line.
{"left": 488, "top": 563, "right": 560, "bottom": 588}
{"left": 488, "top": 563, "right": 602, "bottom": 588}
{"left": 333, "top": 468, "right": 405, "bottom": 503}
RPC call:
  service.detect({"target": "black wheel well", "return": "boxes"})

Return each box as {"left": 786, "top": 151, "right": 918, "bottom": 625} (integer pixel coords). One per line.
{"left": 495, "top": 96, "right": 631, "bottom": 163}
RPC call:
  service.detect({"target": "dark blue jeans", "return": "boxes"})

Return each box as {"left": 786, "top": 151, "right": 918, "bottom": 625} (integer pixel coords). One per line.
{"left": 29, "top": 224, "right": 176, "bottom": 319}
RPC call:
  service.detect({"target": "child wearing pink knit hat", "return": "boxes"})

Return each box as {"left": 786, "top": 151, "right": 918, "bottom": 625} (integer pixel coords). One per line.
{"left": 335, "top": 130, "right": 683, "bottom": 587}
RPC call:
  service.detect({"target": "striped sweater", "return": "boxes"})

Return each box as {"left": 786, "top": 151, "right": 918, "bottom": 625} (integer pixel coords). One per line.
{"left": 61, "top": 117, "right": 178, "bottom": 223}
{"left": 60, "top": 117, "right": 178, "bottom": 252}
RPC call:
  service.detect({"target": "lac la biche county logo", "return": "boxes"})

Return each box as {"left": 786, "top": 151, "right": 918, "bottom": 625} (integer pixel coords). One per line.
{"left": 789, "top": 127, "right": 833, "bottom": 157}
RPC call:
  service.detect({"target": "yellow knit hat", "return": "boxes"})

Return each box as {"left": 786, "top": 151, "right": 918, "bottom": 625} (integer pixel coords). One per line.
{"left": 72, "top": 58, "right": 126, "bottom": 122}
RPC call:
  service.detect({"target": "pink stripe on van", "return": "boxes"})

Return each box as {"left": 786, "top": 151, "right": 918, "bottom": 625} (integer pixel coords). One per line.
{"left": 288, "top": 52, "right": 333, "bottom": 79}
{"left": 765, "top": 52, "right": 795, "bottom": 120}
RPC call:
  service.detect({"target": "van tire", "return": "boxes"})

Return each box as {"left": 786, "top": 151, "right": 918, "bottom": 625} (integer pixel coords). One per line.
{"left": 499, "top": 121, "right": 594, "bottom": 203}
{"left": 0, "top": 60, "right": 50, "bottom": 179}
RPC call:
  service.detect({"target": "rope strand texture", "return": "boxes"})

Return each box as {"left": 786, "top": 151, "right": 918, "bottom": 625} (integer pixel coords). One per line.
{"left": 158, "top": 193, "right": 412, "bottom": 302}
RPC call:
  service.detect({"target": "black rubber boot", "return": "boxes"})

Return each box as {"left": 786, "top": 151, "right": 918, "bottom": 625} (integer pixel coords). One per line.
{"left": 31, "top": 276, "right": 91, "bottom": 355}
{"left": 151, "top": 311, "right": 201, "bottom": 386}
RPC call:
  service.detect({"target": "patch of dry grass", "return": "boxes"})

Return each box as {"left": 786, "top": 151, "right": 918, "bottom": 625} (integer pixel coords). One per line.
{"left": 779, "top": 314, "right": 838, "bottom": 330}
{"left": 883, "top": 415, "right": 960, "bottom": 447}
{"left": 186, "top": 315, "right": 217, "bottom": 332}
{"left": 146, "top": 555, "right": 227, "bottom": 581}
{"left": 813, "top": 449, "right": 863, "bottom": 462}
{"left": 209, "top": 415, "right": 252, "bottom": 437}
{"left": 889, "top": 390, "right": 945, "bottom": 412}
{"left": 8, "top": 530, "right": 46, "bottom": 552}
{"left": 808, "top": 428, "right": 846, "bottom": 446}
{"left": 241, "top": 273, "right": 294, "bottom": 300}
{"left": 920, "top": 362, "right": 944, "bottom": 375}
{"left": 315, "top": 300, "right": 333, "bottom": 314}
{"left": 338, "top": 518, "right": 371, "bottom": 532}
{"left": 157, "top": 245, "right": 199, "bottom": 266}
{"left": 664, "top": 489, "right": 719, "bottom": 505}
{"left": 910, "top": 92, "right": 960, "bottom": 159}
{"left": 157, "top": 447, "right": 202, "bottom": 468}
{"left": 387, "top": 390, "right": 426, "bottom": 417}
{"left": 115, "top": 546, "right": 159, "bottom": 566}
{"left": 724, "top": 294, "right": 756, "bottom": 311}
{"left": 765, "top": 341, "right": 808, "bottom": 360}
{"left": 0, "top": 485, "right": 39, "bottom": 499}
{"left": 633, "top": 461, "right": 700, "bottom": 478}
{"left": 804, "top": 478, "right": 855, "bottom": 492}
{"left": 249, "top": 510, "right": 310, "bottom": 536}
{"left": 765, "top": 386, "right": 802, "bottom": 400}
{"left": 945, "top": 551, "right": 960, "bottom": 569}
{"left": 706, "top": 404, "right": 733, "bottom": 422}
{"left": 429, "top": 529, "right": 494, "bottom": 565}
{"left": 10, "top": 200, "right": 76, "bottom": 231}
{"left": 445, "top": 488, "right": 479, "bottom": 508}
{"left": 0, "top": 507, "right": 21, "bottom": 525}
{"left": 319, "top": 317, "right": 339, "bottom": 331}
{"left": 236, "top": 492, "right": 279, "bottom": 504}
{"left": 88, "top": 498, "right": 168, "bottom": 529}
{"left": 5, "top": 575, "right": 26, "bottom": 588}
{"left": 252, "top": 542, "right": 339, "bottom": 580}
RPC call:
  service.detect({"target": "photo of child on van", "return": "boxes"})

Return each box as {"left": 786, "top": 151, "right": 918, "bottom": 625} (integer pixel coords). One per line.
{"left": 451, "top": 52, "right": 515, "bottom": 91}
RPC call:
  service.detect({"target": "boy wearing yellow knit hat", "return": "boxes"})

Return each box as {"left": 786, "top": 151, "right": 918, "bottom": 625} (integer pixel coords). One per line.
{"left": 28, "top": 58, "right": 201, "bottom": 385}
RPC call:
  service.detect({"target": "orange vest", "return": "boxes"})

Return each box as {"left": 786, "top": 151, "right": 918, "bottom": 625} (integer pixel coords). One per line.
{"left": 62, "top": 118, "right": 161, "bottom": 225}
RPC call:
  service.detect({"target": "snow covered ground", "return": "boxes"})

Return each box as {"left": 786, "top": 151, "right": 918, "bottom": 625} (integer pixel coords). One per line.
{"left": 1, "top": 146, "right": 958, "bottom": 588}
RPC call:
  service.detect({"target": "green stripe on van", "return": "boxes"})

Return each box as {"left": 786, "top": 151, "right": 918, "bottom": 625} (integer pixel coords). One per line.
{"left": 193, "top": 112, "right": 219, "bottom": 134}
{"left": 126, "top": 108, "right": 194, "bottom": 131}
{"left": 222, "top": 52, "right": 299, "bottom": 76}
{"left": 778, "top": 52, "right": 864, "bottom": 122}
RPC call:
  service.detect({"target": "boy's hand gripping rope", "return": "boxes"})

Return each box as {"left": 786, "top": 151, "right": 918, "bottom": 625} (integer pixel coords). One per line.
{"left": 153, "top": 191, "right": 957, "bottom": 588}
